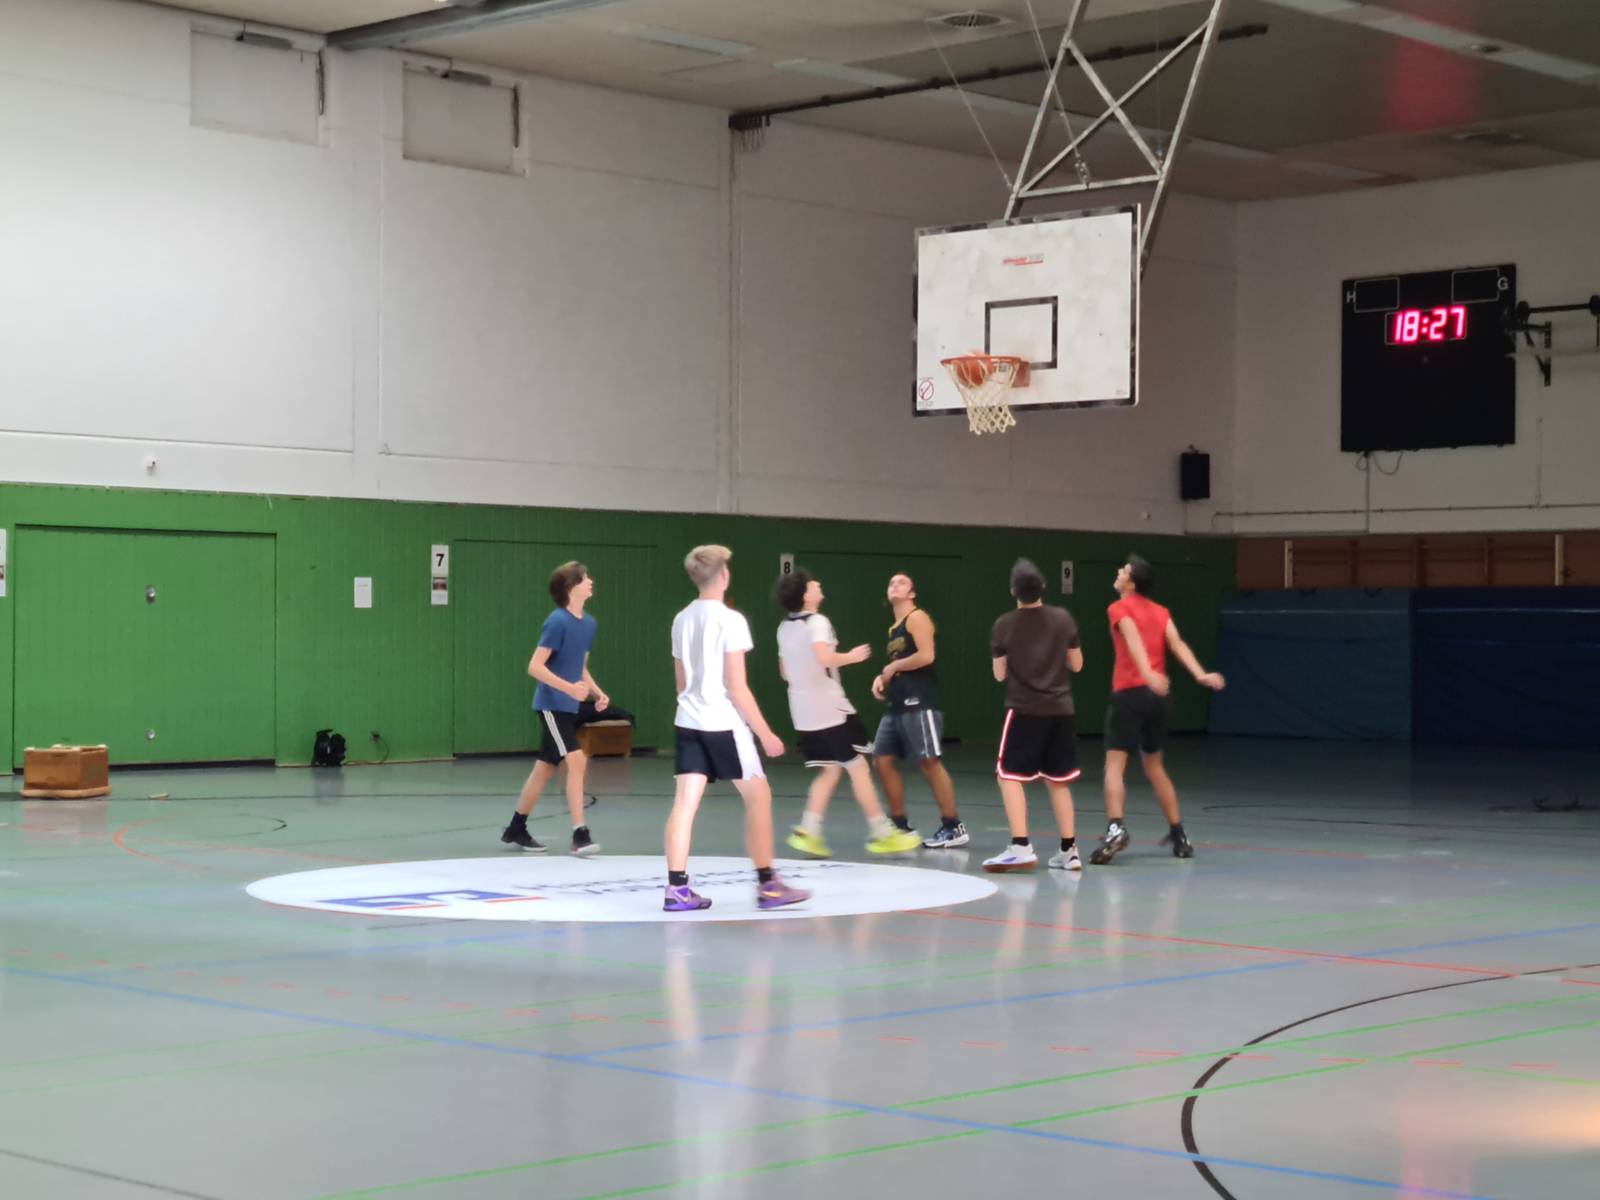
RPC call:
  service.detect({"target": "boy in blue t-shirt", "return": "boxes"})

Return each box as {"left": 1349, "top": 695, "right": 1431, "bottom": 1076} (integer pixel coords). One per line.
{"left": 501, "top": 561, "right": 609, "bottom": 856}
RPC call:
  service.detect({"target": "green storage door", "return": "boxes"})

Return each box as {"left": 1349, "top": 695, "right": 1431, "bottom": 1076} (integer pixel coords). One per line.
{"left": 452, "top": 541, "right": 665, "bottom": 754}
{"left": 14, "top": 527, "right": 276, "bottom": 766}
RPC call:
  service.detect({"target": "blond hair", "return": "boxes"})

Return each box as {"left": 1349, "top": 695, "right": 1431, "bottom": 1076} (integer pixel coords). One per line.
{"left": 683, "top": 544, "right": 732, "bottom": 588}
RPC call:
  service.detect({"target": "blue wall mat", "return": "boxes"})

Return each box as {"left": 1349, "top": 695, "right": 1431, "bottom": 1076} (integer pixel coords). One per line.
{"left": 1413, "top": 588, "right": 1600, "bottom": 748}
{"left": 1209, "top": 590, "right": 1413, "bottom": 741}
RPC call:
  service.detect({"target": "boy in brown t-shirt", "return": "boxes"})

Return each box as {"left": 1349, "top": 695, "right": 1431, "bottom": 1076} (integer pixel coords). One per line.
{"left": 982, "top": 558, "right": 1084, "bottom": 873}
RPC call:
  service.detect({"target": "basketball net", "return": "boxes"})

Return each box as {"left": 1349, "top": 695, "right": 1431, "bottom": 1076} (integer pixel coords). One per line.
{"left": 942, "top": 355, "right": 1024, "bottom": 436}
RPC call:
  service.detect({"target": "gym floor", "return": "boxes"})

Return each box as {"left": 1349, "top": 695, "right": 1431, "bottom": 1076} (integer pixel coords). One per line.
{"left": 3, "top": 738, "right": 1598, "bottom": 1200}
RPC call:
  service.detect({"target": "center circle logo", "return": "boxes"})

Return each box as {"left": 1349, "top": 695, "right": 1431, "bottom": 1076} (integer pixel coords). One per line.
{"left": 246, "top": 856, "right": 997, "bottom": 923}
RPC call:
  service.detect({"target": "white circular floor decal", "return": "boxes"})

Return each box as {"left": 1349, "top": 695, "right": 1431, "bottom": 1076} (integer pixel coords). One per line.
{"left": 246, "top": 856, "right": 995, "bottom": 923}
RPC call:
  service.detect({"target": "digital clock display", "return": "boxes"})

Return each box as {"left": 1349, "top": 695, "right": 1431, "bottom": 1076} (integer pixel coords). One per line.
{"left": 1386, "top": 305, "right": 1467, "bottom": 345}
{"left": 1341, "top": 264, "right": 1516, "bottom": 452}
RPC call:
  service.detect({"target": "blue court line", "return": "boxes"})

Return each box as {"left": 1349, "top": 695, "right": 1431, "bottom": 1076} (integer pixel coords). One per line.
{"left": 1360, "top": 921, "right": 1600, "bottom": 957}
{"left": 585, "top": 961, "right": 1297, "bottom": 1057}
{"left": 0, "top": 964, "right": 1496, "bottom": 1200}
{"left": 587, "top": 918, "right": 1600, "bottom": 1059}
{"left": 93, "top": 928, "right": 576, "bottom": 976}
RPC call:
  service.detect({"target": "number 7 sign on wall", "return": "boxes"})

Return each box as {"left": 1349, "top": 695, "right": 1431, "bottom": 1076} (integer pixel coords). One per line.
{"left": 431, "top": 544, "right": 450, "bottom": 606}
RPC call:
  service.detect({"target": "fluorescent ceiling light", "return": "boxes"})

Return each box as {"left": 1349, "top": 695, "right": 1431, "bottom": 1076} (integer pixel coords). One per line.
{"left": 1492, "top": 48, "right": 1600, "bottom": 82}
{"left": 616, "top": 26, "right": 755, "bottom": 57}
{"left": 1365, "top": 14, "right": 1481, "bottom": 52}
{"left": 773, "top": 58, "right": 904, "bottom": 87}
{"left": 1282, "top": 158, "right": 1382, "bottom": 180}
{"left": 1258, "top": 0, "right": 1362, "bottom": 15}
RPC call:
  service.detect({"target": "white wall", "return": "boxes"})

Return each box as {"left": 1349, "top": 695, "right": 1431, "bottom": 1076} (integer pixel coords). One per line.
{"left": 1230, "top": 162, "right": 1600, "bottom": 536}
{"left": 0, "top": 0, "right": 1233, "bottom": 535}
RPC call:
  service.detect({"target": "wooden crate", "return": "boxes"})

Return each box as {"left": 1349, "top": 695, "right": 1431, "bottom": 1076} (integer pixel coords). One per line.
{"left": 576, "top": 721, "right": 633, "bottom": 758}
{"left": 22, "top": 745, "right": 111, "bottom": 799}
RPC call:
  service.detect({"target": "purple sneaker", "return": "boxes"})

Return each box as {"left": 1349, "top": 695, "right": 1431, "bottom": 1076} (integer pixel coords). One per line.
{"left": 756, "top": 874, "right": 811, "bottom": 910}
{"left": 663, "top": 884, "right": 712, "bottom": 912}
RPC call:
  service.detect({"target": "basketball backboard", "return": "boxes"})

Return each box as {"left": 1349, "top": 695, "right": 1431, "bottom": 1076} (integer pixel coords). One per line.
{"left": 914, "top": 206, "right": 1139, "bottom": 418}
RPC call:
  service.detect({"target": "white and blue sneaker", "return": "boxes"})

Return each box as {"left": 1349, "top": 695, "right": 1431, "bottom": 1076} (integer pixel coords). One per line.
{"left": 922, "top": 822, "right": 970, "bottom": 849}
{"left": 983, "top": 842, "right": 1038, "bottom": 873}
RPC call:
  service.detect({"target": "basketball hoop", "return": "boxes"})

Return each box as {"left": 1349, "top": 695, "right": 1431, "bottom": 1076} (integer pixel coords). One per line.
{"left": 942, "top": 354, "right": 1030, "bottom": 435}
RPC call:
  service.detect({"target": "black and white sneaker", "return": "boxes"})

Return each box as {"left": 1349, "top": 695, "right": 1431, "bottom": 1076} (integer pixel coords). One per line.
{"left": 1163, "top": 829, "right": 1194, "bottom": 859}
{"left": 501, "top": 825, "right": 547, "bottom": 853}
{"left": 571, "top": 826, "right": 600, "bottom": 857}
{"left": 1088, "top": 823, "right": 1130, "bottom": 865}
{"left": 922, "top": 822, "right": 970, "bottom": 849}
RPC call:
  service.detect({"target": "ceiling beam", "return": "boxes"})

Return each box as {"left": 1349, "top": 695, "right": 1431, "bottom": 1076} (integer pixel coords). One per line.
{"left": 327, "top": 0, "right": 631, "bottom": 53}
{"left": 727, "top": 22, "right": 1267, "bottom": 129}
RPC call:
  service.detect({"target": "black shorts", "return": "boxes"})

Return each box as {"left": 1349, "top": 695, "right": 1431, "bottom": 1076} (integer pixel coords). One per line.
{"left": 797, "top": 715, "right": 871, "bottom": 768}
{"left": 536, "top": 710, "right": 580, "bottom": 764}
{"left": 1105, "top": 687, "right": 1171, "bottom": 755}
{"left": 673, "top": 725, "right": 764, "bottom": 783}
{"left": 996, "top": 711, "right": 1080, "bottom": 782}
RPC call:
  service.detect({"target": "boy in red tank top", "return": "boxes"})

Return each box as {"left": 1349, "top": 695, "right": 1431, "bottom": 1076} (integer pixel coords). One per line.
{"left": 1090, "top": 555, "right": 1226, "bottom": 865}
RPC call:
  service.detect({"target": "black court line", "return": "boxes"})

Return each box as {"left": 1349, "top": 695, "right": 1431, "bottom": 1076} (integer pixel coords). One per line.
{"left": 1181, "top": 959, "right": 1600, "bottom": 1200}
{"left": 0, "top": 1145, "right": 224, "bottom": 1199}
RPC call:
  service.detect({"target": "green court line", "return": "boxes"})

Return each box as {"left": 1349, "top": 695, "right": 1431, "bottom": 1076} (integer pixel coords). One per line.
{"left": 0, "top": 941, "right": 1226, "bottom": 1099}
{"left": 1457, "top": 1064, "right": 1600, "bottom": 1088}
{"left": 308, "top": 989, "right": 1600, "bottom": 1198}
{"left": 569, "top": 1130, "right": 988, "bottom": 1200}
{"left": 902, "top": 990, "right": 1600, "bottom": 1109}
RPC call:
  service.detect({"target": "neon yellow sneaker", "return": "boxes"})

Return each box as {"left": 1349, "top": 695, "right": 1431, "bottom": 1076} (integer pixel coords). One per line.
{"left": 866, "top": 828, "right": 923, "bottom": 855}
{"left": 786, "top": 826, "right": 831, "bottom": 858}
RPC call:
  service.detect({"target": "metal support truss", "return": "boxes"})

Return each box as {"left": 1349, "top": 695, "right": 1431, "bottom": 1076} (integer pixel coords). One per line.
{"left": 1006, "top": 0, "right": 1229, "bottom": 274}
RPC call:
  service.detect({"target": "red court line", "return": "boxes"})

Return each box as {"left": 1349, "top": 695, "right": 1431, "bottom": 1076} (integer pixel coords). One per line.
{"left": 1562, "top": 978, "right": 1600, "bottom": 987}
{"left": 485, "top": 897, "right": 546, "bottom": 904}
{"left": 912, "top": 910, "right": 1514, "bottom": 979}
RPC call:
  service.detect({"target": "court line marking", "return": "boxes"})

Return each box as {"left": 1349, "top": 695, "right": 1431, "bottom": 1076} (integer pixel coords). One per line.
{"left": 3, "top": 961, "right": 1480, "bottom": 1199}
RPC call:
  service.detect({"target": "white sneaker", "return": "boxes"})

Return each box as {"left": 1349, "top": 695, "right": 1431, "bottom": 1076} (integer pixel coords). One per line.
{"left": 982, "top": 843, "right": 1038, "bottom": 873}
{"left": 1048, "top": 846, "right": 1083, "bottom": 871}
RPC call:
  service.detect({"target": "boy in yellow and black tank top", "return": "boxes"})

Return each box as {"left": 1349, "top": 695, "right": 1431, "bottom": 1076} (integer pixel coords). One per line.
{"left": 870, "top": 572, "right": 966, "bottom": 848}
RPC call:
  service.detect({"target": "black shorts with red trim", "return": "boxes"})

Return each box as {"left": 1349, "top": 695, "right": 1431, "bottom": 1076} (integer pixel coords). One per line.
{"left": 996, "top": 710, "right": 1080, "bottom": 782}
{"left": 535, "top": 710, "right": 580, "bottom": 764}
{"left": 796, "top": 714, "right": 871, "bottom": 768}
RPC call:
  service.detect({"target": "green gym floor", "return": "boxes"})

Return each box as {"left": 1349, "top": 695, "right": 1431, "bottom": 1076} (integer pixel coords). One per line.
{"left": 3, "top": 739, "right": 1598, "bottom": 1200}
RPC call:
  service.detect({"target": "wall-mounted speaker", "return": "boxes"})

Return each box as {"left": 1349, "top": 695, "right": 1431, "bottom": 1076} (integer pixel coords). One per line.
{"left": 1180, "top": 449, "right": 1210, "bottom": 502}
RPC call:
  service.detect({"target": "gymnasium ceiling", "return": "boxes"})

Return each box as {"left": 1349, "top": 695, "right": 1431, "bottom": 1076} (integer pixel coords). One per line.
{"left": 170, "top": 0, "right": 1600, "bottom": 199}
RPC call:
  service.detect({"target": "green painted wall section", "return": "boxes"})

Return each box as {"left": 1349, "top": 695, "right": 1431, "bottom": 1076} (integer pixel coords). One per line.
{"left": 0, "top": 484, "right": 1234, "bottom": 768}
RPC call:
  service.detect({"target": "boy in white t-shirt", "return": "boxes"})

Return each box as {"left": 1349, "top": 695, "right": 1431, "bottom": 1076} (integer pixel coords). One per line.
{"left": 775, "top": 568, "right": 922, "bottom": 858}
{"left": 665, "top": 545, "right": 810, "bottom": 913}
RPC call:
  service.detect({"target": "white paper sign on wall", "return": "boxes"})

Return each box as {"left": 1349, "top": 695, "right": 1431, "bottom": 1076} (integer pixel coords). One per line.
{"left": 0, "top": 529, "right": 7, "bottom": 599}
{"left": 431, "top": 544, "right": 450, "bottom": 607}
{"left": 1060, "top": 560, "right": 1075, "bottom": 595}
{"left": 779, "top": 553, "right": 794, "bottom": 577}
{"left": 354, "top": 577, "right": 373, "bottom": 609}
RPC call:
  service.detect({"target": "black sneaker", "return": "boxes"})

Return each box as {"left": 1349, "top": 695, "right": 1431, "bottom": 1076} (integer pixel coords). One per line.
{"left": 1163, "top": 830, "right": 1194, "bottom": 859}
{"left": 571, "top": 826, "right": 600, "bottom": 857}
{"left": 1088, "top": 823, "right": 1130, "bottom": 866}
{"left": 501, "top": 824, "right": 547, "bottom": 853}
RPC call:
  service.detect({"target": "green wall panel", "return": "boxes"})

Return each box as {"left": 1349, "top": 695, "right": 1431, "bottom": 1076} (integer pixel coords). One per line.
{"left": 0, "top": 484, "right": 1234, "bottom": 769}
{"left": 14, "top": 527, "right": 275, "bottom": 764}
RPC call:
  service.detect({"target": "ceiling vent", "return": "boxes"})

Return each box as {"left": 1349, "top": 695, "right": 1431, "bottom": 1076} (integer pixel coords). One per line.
{"left": 1446, "top": 128, "right": 1526, "bottom": 148}
{"left": 930, "top": 11, "right": 1013, "bottom": 32}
